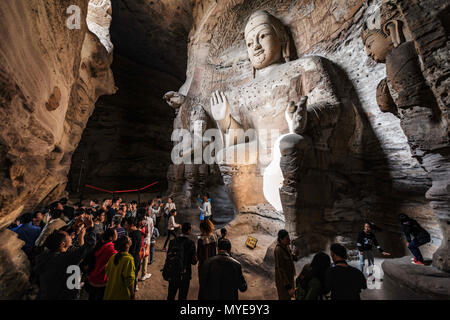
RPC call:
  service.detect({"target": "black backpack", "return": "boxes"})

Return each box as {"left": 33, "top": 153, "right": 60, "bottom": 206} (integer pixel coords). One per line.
{"left": 162, "top": 238, "right": 185, "bottom": 282}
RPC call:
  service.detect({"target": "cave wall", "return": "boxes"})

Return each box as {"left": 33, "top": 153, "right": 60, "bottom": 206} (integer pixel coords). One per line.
{"left": 0, "top": 0, "right": 115, "bottom": 298}
{"left": 68, "top": 0, "right": 195, "bottom": 194}
{"left": 68, "top": 55, "right": 180, "bottom": 192}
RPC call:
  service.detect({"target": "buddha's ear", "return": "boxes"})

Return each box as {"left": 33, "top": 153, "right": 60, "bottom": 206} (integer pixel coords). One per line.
{"left": 253, "top": 66, "right": 256, "bottom": 79}
{"left": 383, "top": 20, "right": 403, "bottom": 48}
{"left": 282, "top": 41, "right": 291, "bottom": 62}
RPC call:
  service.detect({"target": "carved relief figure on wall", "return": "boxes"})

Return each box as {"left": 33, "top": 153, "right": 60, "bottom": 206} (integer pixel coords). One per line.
{"left": 361, "top": 0, "right": 450, "bottom": 272}
{"left": 361, "top": 0, "right": 448, "bottom": 155}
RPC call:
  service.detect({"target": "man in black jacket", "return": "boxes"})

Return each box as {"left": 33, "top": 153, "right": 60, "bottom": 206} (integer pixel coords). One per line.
{"left": 124, "top": 217, "right": 142, "bottom": 290}
{"left": 357, "top": 222, "right": 390, "bottom": 275}
{"left": 199, "top": 238, "right": 247, "bottom": 300}
{"left": 399, "top": 214, "right": 431, "bottom": 265}
{"left": 325, "top": 244, "right": 367, "bottom": 300}
{"left": 34, "top": 215, "right": 96, "bottom": 300}
{"left": 167, "top": 222, "right": 198, "bottom": 300}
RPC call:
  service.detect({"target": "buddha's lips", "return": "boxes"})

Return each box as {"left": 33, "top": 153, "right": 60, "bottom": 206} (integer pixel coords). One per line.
{"left": 254, "top": 50, "right": 264, "bottom": 57}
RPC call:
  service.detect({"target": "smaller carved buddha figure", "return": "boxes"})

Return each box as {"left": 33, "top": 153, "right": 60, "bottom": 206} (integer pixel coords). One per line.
{"left": 164, "top": 91, "right": 210, "bottom": 207}
{"left": 361, "top": 0, "right": 447, "bottom": 154}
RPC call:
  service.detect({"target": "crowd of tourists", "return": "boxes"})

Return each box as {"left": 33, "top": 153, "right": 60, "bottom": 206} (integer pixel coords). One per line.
{"left": 9, "top": 193, "right": 430, "bottom": 300}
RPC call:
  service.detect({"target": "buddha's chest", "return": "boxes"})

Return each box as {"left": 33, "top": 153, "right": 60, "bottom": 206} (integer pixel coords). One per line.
{"left": 230, "top": 74, "right": 303, "bottom": 132}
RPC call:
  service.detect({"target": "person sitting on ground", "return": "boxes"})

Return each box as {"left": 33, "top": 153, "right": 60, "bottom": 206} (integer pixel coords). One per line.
{"left": 399, "top": 213, "right": 431, "bottom": 265}
{"left": 33, "top": 215, "right": 96, "bottom": 300}
{"left": 197, "top": 220, "right": 218, "bottom": 287}
{"left": 35, "top": 208, "right": 67, "bottom": 247}
{"left": 324, "top": 243, "right": 367, "bottom": 300}
{"left": 124, "top": 217, "right": 142, "bottom": 291}
{"left": 163, "top": 209, "right": 180, "bottom": 251}
{"left": 103, "top": 235, "right": 136, "bottom": 300}
{"left": 295, "top": 252, "right": 331, "bottom": 300}
{"left": 357, "top": 222, "right": 390, "bottom": 275}
{"left": 15, "top": 211, "right": 43, "bottom": 257}
{"left": 87, "top": 228, "right": 118, "bottom": 300}
{"left": 199, "top": 238, "right": 247, "bottom": 300}
{"left": 166, "top": 222, "right": 198, "bottom": 300}
{"left": 274, "top": 229, "right": 300, "bottom": 300}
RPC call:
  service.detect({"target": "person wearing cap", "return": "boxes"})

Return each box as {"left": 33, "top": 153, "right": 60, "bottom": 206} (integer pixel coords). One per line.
{"left": 198, "top": 238, "right": 247, "bottom": 300}
{"left": 324, "top": 243, "right": 367, "bottom": 300}
{"left": 399, "top": 213, "right": 431, "bottom": 265}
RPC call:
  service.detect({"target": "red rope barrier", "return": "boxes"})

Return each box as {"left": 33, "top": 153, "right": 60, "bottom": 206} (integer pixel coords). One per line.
{"left": 84, "top": 181, "right": 159, "bottom": 194}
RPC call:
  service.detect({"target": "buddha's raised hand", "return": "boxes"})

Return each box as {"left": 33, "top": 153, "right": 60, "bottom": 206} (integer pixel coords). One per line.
{"left": 285, "top": 96, "right": 308, "bottom": 134}
{"left": 210, "top": 90, "right": 231, "bottom": 124}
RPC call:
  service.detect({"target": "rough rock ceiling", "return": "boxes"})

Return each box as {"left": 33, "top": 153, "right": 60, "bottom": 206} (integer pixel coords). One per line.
{"left": 111, "top": 0, "right": 195, "bottom": 81}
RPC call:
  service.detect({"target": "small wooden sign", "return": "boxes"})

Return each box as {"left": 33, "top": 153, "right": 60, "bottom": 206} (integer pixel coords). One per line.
{"left": 246, "top": 236, "right": 258, "bottom": 249}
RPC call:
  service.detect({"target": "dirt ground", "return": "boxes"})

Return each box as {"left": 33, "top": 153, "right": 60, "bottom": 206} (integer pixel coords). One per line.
{"left": 135, "top": 236, "right": 277, "bottom": 300}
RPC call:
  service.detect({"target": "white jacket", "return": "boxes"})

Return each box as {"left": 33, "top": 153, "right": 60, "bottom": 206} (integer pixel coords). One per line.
{"left": 168, "top": 215, "right": 180, "bottom": 231}
{"left": 200, "top": 201, "right": 212, "bottom": 217}
{"left": 144, "top": 216, "right": 154, "bottom": 245}
{"left": 164, "top": 202, "right": 176, "bottom": 215}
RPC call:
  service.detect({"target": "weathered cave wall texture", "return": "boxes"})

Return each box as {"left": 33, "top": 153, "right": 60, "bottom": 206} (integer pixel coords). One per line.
{"left": 68, "top": 0, "right": 194, "bottom": 193}
{"left": 165, "top": 0, "right": 449, "bottom": 268}
{"left": 0, "top": 0, "right": 115, "bottom": 298}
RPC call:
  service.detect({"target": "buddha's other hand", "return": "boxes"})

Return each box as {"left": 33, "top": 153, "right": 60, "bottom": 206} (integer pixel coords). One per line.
{"left": 285, "top": 96, "right": 308, "bottom": 134}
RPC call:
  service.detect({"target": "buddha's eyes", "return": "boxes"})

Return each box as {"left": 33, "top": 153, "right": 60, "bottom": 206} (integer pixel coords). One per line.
{"left": 247, "top": 42, "right": 253, "bottom": 47}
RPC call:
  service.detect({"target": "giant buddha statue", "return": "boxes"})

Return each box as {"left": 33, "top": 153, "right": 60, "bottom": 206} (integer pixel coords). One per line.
{"left": 205, "top": 10, "right": 355, "bottom": 243}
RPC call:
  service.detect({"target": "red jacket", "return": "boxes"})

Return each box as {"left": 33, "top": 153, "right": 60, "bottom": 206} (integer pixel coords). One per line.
{"left": 88, "top": 241, "right": 117, "bottom": 286}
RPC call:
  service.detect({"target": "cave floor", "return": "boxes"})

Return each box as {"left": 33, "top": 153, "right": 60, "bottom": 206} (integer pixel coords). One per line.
{"left": 73, "top": 194, "right": 447, "bottom": 300}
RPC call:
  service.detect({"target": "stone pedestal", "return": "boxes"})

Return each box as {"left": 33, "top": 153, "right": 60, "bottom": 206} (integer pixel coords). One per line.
{"left": 382, "top": 256, "right": 450, "bottom": 299}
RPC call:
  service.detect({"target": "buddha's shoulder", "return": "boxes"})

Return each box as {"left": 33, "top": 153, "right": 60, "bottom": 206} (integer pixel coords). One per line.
{"left": 283, "top": 55, "right": 332, "bottom": 73}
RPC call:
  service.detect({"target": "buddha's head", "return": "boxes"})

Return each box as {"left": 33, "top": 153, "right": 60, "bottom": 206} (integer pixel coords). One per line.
{"left": 245, "top": 11, "right": 290, "bottom": 71}
{"left": 361, "top": 23, "right": 393, "bottom": 63}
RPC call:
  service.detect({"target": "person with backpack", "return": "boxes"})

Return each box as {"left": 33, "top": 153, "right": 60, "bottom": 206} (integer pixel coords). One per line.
{"left": 163, "top": 209, "right": 180, "bottom": 252}
{"left": 399, "top": 213, "right": 431, "bottom": 265}
{"left": 295, "top": 252, "right": 331, "bottom": 300}
{"left": 104, "top": 236, "right": 136, "bottom": 300}
{"left": 162, "top": 223, "right": 198, "bottom": 300}
{"left": 87, "top": 229, "right": 118, "bottom": 300}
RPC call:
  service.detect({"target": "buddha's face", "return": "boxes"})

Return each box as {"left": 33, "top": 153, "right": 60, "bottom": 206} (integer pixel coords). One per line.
{"left": 364, "top": 31, "right": 392, "bottom": 63}
{"left": 246, "top": 24, "right": 282, "bottom": 70}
